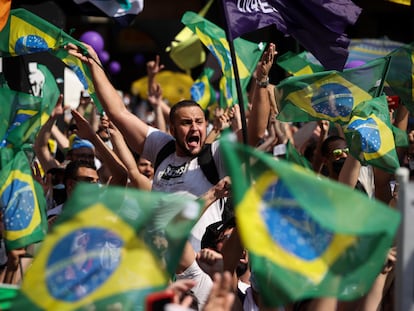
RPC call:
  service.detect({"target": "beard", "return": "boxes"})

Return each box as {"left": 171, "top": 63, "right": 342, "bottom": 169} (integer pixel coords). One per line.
{"left": 175, "top": 137, "right": 202, "bottom": 157}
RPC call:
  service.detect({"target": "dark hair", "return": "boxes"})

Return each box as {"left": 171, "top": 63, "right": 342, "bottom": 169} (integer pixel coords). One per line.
{"left": 63, "top": 160, "right": 97, "bottom": 185}
{"left": 200, "top": 216, "right": 236, "bottom": 250}
{"left": 169, "top": 100, "right": 204, "bottom": 124}
{"left": 320, "top": 135, "right": 346, "bottom": 158}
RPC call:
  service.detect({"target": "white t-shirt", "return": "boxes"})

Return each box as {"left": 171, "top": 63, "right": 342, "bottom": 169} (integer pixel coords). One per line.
{"left": 175, "top": 260, "right": 213, "bottom": 310}
{"left": 142, "top": 128, "right": 227, "bottom": 252}
{"left": 358, "top": 165, "right": 375, "bottom": 198}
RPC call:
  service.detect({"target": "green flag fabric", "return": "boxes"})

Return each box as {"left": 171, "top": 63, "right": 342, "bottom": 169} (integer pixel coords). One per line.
{"left": 0, "top": 8, "right": 102, "bottom": 113}
{"left": 12, "top": 184, "right": 202, "bottom": 310}
{"left": 276, "top": 57, "right": 389, "bottom": 124}
{"left": 219, "top": 133, "right": 400, "bottom": 307}
{"left": 285, "top": 140, "right": 312, "bottom": 170}
{"left": 2, "top": 64, "right": 59, "bottom": 148}
{"left": 0, "top": 149, "right": 47, "bottom": 250}
{"left": 0, "top": 8, "right": 63, "bottom": 56}
{"left": 52, "top": 47, "right": 102, "bottom": 113}
{"left": 0, "top": 285, "right": 19, "bottom": 310}
{"left": 0, "top": 86, "right": 43, "bottom": 148}
{"left": 190, "top": 67, "right": 216, "bottom": 110}
{"left": 219, "top": 75, "right": 232, "bottom": 109}
{"left": 343, "top": 96, "right": 400, "bottom": 173}
{"left": 277, "top": 51, "right": 324, "bottom": 76}
{"left": 386, "top": 41, "right": 414, "bottom": 114}
{"left": 182, "top": 11, "right": 265, "bottom": 108}
{"left": 392, "top": 125, "right": 409, "bottom": 148}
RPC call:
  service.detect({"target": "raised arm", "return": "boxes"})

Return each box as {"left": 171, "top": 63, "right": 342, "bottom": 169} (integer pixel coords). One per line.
{"left": 50, "top": 124, "right": 69, "bottom": 151}
{"left": 65, "top": 42, "right": 149, "bottom": 154}
{"left": 71, "top": 109, "right": 128, "bottom": 186}
{"left": 147, "top": 82, "right": 168, "bottom": 133}
{"left": 247, "top": 43, "right": 277, "bottom": 147}
{"left": 338, "top": 153, "right": 362, "bottom": 188}
{"left": 34, "top": 94, "right": 64, "bottom": 172}
{"left": 104, "top": 117, "right": 152, "bottom": 191}
{"left": 146, "top": 55, "right": 165, "bottom": 96}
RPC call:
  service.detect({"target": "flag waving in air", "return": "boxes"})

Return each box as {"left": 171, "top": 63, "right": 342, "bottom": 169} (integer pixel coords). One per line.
{"left": 13, "top": 184, "right": 202, "bottom": 310}
{"left": 343, "top": 95, "right": 400, "bottom": 173}
{"left": 219, "top": 133, "right": 400, "bottom": 307}
{"left": 191, "top": 67, "right": 217, "bottom": 110}
{"left": 276, "top": 57, "right": 389, "bottom": 124}
{"left": 0, "top": 149, "right": 47, "bottom": 250}
{"left": 182, "top": 11, "right": 265, "bottom": 108}
{"left": 222, "top": 0, "right": 362, "bottom": 70}
{"left": 0, "top": 86, "right": 43, "bottom": 148}
{"left": 386, "top": 41, "right": 414, "bottom": 114}
{"left": 277, "top": 37, "right": 404, "bottom": 77}
{"left": 0, "top": 8, "right": 102, "bottom": 113}
{"left": 276, "top": 50, "right": 324, "bottom": 76}
{"left": 1, "top": 64, "right": 60, "bottom": 148}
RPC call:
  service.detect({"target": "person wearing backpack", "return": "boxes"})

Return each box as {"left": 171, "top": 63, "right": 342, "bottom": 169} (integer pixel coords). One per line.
{"left": 65, "top": 41, "right": 275, "bottom": 251}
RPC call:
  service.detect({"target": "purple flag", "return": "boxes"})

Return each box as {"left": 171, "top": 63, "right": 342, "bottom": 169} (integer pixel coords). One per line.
{"left": 222, "top": 0, "right": 362, "bottom": 70}
{"left": 222, "top": 0, "right": 287, "bottom": 39}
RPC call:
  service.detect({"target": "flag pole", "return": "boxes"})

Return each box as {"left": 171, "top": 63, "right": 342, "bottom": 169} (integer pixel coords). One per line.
{"left": 220, "top": 0, "right": 248, "bottom": 145}
{"left": 375, "top": 55, "right": 391, "bottom": 98}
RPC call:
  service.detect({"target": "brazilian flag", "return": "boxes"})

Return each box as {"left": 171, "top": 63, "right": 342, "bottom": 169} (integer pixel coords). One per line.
{"left": 277, "top": 51, "right": 324, "bottom": 76}
{"left": 276, "top": 57, "right": 389, "bottom": 124}
{"left": 219, "top": 133, "right": 400, "bottom": 308}
{"left": 182, "top": 11, "right": 265, "bottom": 108}
{"left": 0, "top": 8, "right": 62, "bottom": 56}
{"left": 0, "top": 8, "right": 102, "bottom": 113}
{"left": 0, "top": 86, "right": 43, "bottom": 148}
{"left": 1, "top": 64, "right": 59, "bottom": 148}
{"left": 343, "top": 95, "right": 400, "bottom": 173}
{"left": 0, "top": 284, "right": 19, "bottom": 310}
{"left": 0, "top": 149, "right": 47, "bottom": 250}
{"left": 52, "top": 47, "right": 102, "bottom": 113}
{"left": 386, "top": 41, "right": 414, "bottom": 114}
{"left": 219, "top": 75, "right": 232, "bottom": 109}
{"left": 12, "top": 184, "right": 202, "bottom": 310}
{"left": 191, "top": 67, "right": 216, "bottom": 110}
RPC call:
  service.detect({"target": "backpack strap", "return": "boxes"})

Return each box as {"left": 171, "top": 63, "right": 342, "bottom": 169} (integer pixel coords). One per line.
{"left": 154, "top": 141, "right": 219, "bottom": 186}
{"left": 154, "top": 140, "right": 176, "bottom": 172}
{"left": 198, "top": 144, "right": 219, "bottom": 186}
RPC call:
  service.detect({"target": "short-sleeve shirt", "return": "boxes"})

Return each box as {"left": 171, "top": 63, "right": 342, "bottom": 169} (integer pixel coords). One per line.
{"left": 141, "top": 127, "right": 227, "bottom": 252}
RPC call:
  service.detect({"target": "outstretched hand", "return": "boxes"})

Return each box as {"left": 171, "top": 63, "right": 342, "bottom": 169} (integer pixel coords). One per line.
{"left": 71, "top": 109, "right": 95, "bottom": 141}
{"left": 255, "top": 43, "right": 277, "bottom": 81}
{"left": 146, "top": 55, "right": 165, "bottom": 77}
{"left": 51, "top": 94, "right": 66, "bottom": 118}
{"left": 65, "top": 42, "right": 101, "bottom": 67}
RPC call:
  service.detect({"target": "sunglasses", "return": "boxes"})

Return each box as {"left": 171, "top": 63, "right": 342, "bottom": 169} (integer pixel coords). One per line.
{"left": 332, "top": 147, "right": 349, "bottom": 157}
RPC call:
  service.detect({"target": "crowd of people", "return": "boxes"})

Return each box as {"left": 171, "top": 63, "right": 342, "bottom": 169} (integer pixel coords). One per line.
{"left": 0, "top": 38, "right": 411, "bottom": 311}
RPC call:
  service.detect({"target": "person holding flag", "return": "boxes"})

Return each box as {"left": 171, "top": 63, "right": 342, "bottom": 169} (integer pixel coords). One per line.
{"left": 65, "top": 40, "right": 267, "bottom": 252}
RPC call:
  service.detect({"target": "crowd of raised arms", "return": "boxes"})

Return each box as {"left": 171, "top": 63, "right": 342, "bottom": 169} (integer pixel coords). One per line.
{"left": 1, "top": 40, "right": 412, "bottom": 311}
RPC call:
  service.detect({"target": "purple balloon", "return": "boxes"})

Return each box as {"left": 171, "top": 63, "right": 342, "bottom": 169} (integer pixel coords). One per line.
{"left": 345, "top": 60, "right": 366, "bottom": 69}
{"left": 108, "top": 61, "right": 121, "bottom": 74}
{"left": 79, "top": 31, "right": 104, "bottom": 52}
{"left": 98, "top": 50, "right": 110, "bottom": 64}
